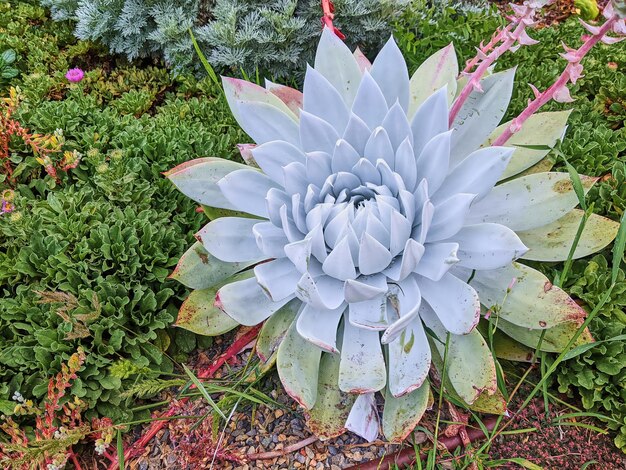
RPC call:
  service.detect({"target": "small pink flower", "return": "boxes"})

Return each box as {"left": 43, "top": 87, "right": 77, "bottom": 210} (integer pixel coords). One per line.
{"left": 65, "top": 68, "right": 84, "bottom": 83}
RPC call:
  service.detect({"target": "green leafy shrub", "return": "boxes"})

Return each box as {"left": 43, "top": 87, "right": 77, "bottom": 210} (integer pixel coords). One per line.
{"left": 39, "top": 0, "right": 411, "bottom": 79}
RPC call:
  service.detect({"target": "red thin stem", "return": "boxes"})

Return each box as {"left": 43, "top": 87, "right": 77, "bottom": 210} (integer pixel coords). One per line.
{"left": 463, "top": 24, "right": 513, "bottom": 74}
{"left": 492, "top": 16, "right": 618, "bottom": 147}
{"left": 321, "top": 0, "right": 345, "bottom": 39}
{"left": 69, "top": 449, "right": 83, "bottom": 470}
{"left": 106, "top": 325, "right": 262, "bottom": 470}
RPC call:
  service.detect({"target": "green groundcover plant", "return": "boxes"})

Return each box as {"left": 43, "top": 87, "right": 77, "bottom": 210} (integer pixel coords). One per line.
{"left": 166, "top": 1, "right": 625, "bottom": 442}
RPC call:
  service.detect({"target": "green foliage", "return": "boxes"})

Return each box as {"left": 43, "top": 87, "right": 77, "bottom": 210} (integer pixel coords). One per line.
{"left": 38, "top": 0, "right": 410, "bottom": 79}
{"left": 0, "top": 49, "right": 19, "bottom": 87}
{"left": 0, "top": 1, "right": 245, "bottom": 422}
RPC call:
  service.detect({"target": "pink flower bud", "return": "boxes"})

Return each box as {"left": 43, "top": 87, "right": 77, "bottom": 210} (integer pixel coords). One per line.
{"left": 553, "top": 84, "right": 574, "bottom": 103}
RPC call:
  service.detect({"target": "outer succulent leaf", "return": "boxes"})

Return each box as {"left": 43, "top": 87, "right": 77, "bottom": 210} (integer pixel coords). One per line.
{"left": 176, "top": 288, "right": 239, "bottom": 336}
{"left": 195, "top": 217, "right": 265, "bottom": 263}
{"left": 382, "top": 380, "right": 431, "bottom": 442}
{"left": 169, "top": 242, "right": 255, "bottom": 290}
{"left": 414, "top": 242, "right": 459, "bottom": 281}
{"left": 411, "top": 87, "right": 449, "bottom": 157}
{"left": 408, "top": 43, "right": 458, "bottom": 116}
{"left": 296, "top": 305, "right": 345, "bottom": 353}
{"left": 481, "top": 110, "right": 572, "bottom": 181}
{"left": 466, "top": 388, "right": 507, "bottom": 415}
{"left": 256, "top": 299, "right": 300, "bottom": 362}
{"left": 514, "top": 155, "right": 556, "bottom": 177}
{"left": 277, "top": 316, "right": 322, "bottom": 409}
{"left": 493, "top": 331, "right": 536, "bottom": 363}
{"left": 517, "top": 209, "right": 619, "bottom": 261}
{"left": 201, "top": 205, "right": 255, "bottom": 220}
{"left": 165, "top": 157, "right": 248, "bottom": 210}
{"left": 450, "top": 68, "right": 516, "bottom": 166}
{"left": 456, "top": 262, "right": 585, "bottom": 329}
{"left": 303, "top": 65, "right": 350, "bottom": 133}
{"left": 349, "top": 294, "right": 388, "bottom": 330}
{"left": 370, "top": 36, "right": 410, "bottom": 111}
{"left": 427, "top": 193, "right": 476, "bottom": 242}
{"left": 497, "top": 318, "right": 594, "bottom": 353}
{"left": 453, "top": 223, "right": 528, "bottom": 270}
{"left": 315, "top": 28, "right": 363, "bottom": 107}
{"left": 344, "top": 274, "right": 388, "bottom": 303}
{"left": 218, "top": 169, "right": 280, "bottom": 218}
{"left": 217, "top": 275, "right": 295, "bottom": 326}
{"left": 345, "top": 393, "right": 380, "bottom": 442}
{"left": 339, "top": 316, "right": 387, "bottom": 393}
{"left": 265, "top": 80, "right": 303, "bottom": 117}
{"left": 300, "top": 110, "right": 341, "bottom": 155}
{"left": 235, "top": 100, "right": 300, "bottom": 146}
{"left": 422, "top": 304, "right": 497, "bottom": 404}
{"left": 307, "top": 349, "right": 356, "bottom": 440}
{"left": 419, "top": 273, "right": 480, "bottom": 335}
{"left": 434, "top": 146, "right": 515, "bottom": 203}
{"left": 296, "top": 273, "right": 345, "bottom": 310}
{"left": 254, "top": 258, "right": 301, "bottom": 301}
{"left": 223, "top": 76, "right": 298, "bottom": 124}
{"left": 253, "top": 222, "right": 290, "bottom": 258}
{"left": 387, "top": 318, "right": 431, "bottom": 397}
{"left": 467, "top": 172, "right": 597, "bottom": 231}
{"left": 251, "top": 141, "right": 306, "bottom": 186}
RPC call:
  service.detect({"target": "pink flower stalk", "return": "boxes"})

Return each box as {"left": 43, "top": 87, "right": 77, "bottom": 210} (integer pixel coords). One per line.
{"left": 321, "top": 0, "right": 345, "bottom": 39}
{"left": 65, "top": 68, "right": 84, "bottom": 83}
{"left": 492, "top": 10, "right": 624, "bottom": 146}
{"left": 463, "top": 24, "right": 514, "bottom": 74}
{"left": 450, "top": 1, "right": 548, "bottom": 126}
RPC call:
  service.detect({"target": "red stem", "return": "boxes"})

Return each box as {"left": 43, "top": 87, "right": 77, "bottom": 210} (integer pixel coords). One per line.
{"left": 106, "top": 325, "right": 262, "bottom": 470}
{"left": 321, "top": 0, "right": 345, "bottom": 39}
{"left": 69, "top": 449, "right": 83, "bottom": 470}
{"left": 463, "top": 24, "right": 513, "bottom": 74}
{"left": 492, "top": 16, "right": 618, "bottom": 147}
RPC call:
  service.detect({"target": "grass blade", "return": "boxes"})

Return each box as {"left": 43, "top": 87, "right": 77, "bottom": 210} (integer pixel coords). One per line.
{"left": 183, "top": 364, "right": 227, "bottom": 420}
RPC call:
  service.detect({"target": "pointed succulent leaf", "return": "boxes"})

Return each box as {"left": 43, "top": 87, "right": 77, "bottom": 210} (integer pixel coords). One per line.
{"left": 165, "top": 157, "right": 249, "bottom": 210}
{"left": 370, "top": 36, "right": 410, "bottom": 111}
{"left": 314, "top": 28, "right": 363, "bottom": 107}
{"left": 277, "top": 316, "right": 322, "bottom": 409}
{"left": 482, "top": 110, "right": 572, "bottom": 180}
{"left": 196, "top": 217, "right": 265, "bottom": 263}
{"left": 176, "top": 288, "right": 239, "bottom": 336}
{"left": 408, "top": 43, "right": 458, "bottom": 116}
{"left": 265, "top": 80, "right": 303, "bottom": 117}
{"left": 382, "top": 380, "right": 431, "bottom": 442}
{"left": 467, "top": 172, "right": 597, "bottom": 231}
{"left": 466, "top": 388, "right": 507, "bottom": 415}
{"left": 256, "top": 299, "right": 300, "bottom": 362}
{"left": 450, "top": 68, "right": 516, "bottom": 165}
{"left": 223, "top": 77, "right": 298, "bottom": 123}
{"left": 169, "top": 242, "right": 255, "bottom": 290}
{"left": 517, "top": 209, "right": 619, "bottom": 261}
{"left": 497, "top": 318, "right": 594, "bottom": 353}
{"left": 456, "top": 262, "right": 586, "bottom": 329}
{"left": 307, "top": 350, "right": 356, "bottom": 440}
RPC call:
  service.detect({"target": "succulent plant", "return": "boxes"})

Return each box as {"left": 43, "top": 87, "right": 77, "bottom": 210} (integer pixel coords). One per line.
{"left": 167, "top": 29, "right": 620, "bottom": 441}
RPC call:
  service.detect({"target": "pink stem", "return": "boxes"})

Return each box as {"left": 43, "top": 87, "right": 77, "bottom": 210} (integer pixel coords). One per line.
{"left": 463, "top": 24, "right": 514, "bottom": 74}
{"left": 449, "top": 20, "right": 528, "bottom": 126}
{"left": 492, "top": 16, "right": 618, "bottom": 147}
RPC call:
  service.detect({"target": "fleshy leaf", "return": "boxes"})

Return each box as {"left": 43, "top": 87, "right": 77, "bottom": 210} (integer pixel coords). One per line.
{"left": 169, "top": 242, "right": 255, "bottom": 290}
{"left": 165, "top": 157, "right": 249, "bottom": 210}
{"left": 256, "top": 299, "right": 300, "bottom": 362}
{"left": 408, "top": 43, "right": 458, "bottom": 116}
{"left": 176, "top": 288, "right": 239, "bottom": 336}
{"left": 517, "top": 209, "right": 619, "bottom": 261}
{"left": 455, "top": 262, "right": 586, "bottom": 329}
{"left": 382, "top": 380, "right": 431, "bottom": 442}
{"left": 497, "top": 318, "right": 594, "bottom": 353}
{"left": 277, "top": 315, "right": 322, "bottom": 409}
{"left": 482, "top": 110, "right": 572, "bottom": 180}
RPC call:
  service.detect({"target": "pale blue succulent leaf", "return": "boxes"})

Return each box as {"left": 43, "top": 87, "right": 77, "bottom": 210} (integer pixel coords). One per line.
{"left": 253, "top": 221, "right": 289, "bottom": 258}
{"left": 296, "top": 304, "right": 345, "bottom": 353}
{"left": 254, "top": 258, "right": 301, "bottom": 302}
{"left": 384, "top": 238, "right": 425, "bottom": 282}
{"left": 345, "top": 393, "right": 380, "bottom": 442}
{"left": 196, "top": 217, "right": 265, "bottom": 263}
{"left": 434, "top": 146, "right": 515, "bottom": 203}
{"left": 394, "top": 138, "right": 417, "bottom": 192}
{"left": 251, "top": 141, "right": 306, "bottom": 186}
{"left": 359, "top": 232, "right": 393, "bottom": 275}
{"left": 381, "top": 276, "right": 422, "bottom": 344}
{"left": 217, "top": 169, "right": 279, "bottom": 218}
{"left": 351, "top": 71, "right": 389, "bottom": 129}
{"left": 370, "top": 36, "right": 410, "bottom": 112}
{"left": 364, "top": 127, "right": 395, "bottom": 167}
{"left": 353, "top": 158, "right": 381, "bottom": 185}
{"left": 303, "top": 65, "right": 350, "bottom": 133}
{"left": 296, "top": 272, "right": 345, "bottom": 310}
{"left": 411, "top": 86, "right": 449, "bottom": 158}
{"left": 348, "top": 294, "right": 388, "bottom": 330}
{"left": 415, "top": 130, "right": 453, "bottom": 195}
{"left": 322, "top": 237, "right": 358, "bottom": 281}
{"left": 218, "top": 276, "right": 294, "bottom": 326}
{"left": 382, "top": 102, "right": 413, "bottom": 152}
{"left": 299, "top": 110, "right": 340, "bottom": 154}
{"left": 450, "top": 68, "right": 515, "bottom": 166}
{"left": 426, "top": 193, "right": 477, "bottom": 242}
{"left": 282, "top": 161, "right": 308, "bottom": 197}
{"left": 387, "top": 317, "right": 431, "bottom": 397}
{"left": 453, "top": 223, "right": 529, "bottom": 270}
{"left": 418, "top": 272, "right": 480, "bottom": 335}
{"left": 342, "top": 113, "right": 372, "bottom": 155}
{"left": 339, "top": 316, "right": 387, "bottom": 393}
{"left": 266, "top": 187, "right": 291, "bottom": 226}
{"left": 236, "top": 100, "right": 300, "bottom": 146}
{"left": 331, "top": 139, "right": 361, "bottom": 173}
{"left": 414, "top": 242, "right": 459, "bottom": 281}
{"left": 305, "top": 151, "right": 332, "bottom": 188}
{"left": 344, "top": 274, "right": 388, "bottom": 303}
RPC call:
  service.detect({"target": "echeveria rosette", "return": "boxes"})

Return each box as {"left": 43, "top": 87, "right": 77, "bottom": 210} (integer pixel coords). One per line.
{"left": 167, "top": 29, "right": 619, "bottom": 442}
